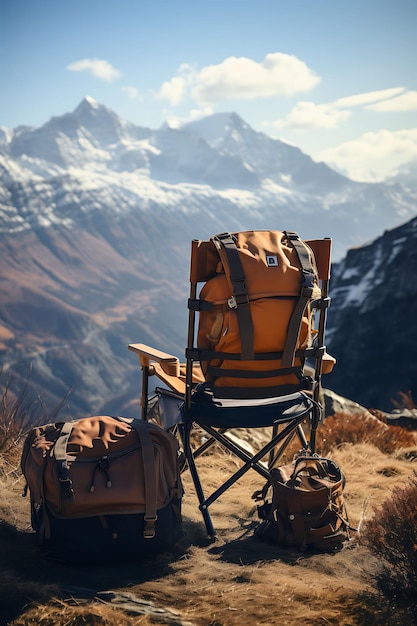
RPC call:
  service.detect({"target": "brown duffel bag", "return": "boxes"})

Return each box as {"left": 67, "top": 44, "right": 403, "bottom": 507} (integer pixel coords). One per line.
{"left": 254, "top": 455, "right": 352, "bottom": 551}
{"left": 21, "top": 415, "right": 183, "bottom": 563}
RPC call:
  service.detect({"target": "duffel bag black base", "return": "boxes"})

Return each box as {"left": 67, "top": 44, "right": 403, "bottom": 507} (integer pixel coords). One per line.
{"left": 36, "top": 500, "right": 182, "bottom": 564}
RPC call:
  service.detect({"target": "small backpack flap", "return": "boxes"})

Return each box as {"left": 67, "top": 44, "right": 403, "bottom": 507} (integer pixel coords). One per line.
{"left": 255, "top": 455, "right": 353, "bottom": 551}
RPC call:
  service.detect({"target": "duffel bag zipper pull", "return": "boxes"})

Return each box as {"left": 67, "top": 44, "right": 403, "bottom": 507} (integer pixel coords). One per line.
{"left": 89, "top": 456, "right": 112, "bottom": 493}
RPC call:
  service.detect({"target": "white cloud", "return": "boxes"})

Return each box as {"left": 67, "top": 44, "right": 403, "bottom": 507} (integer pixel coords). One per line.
{"left": 192, "top": 53, "right": 320, "bottom": 104}
{"left": 157, "top": 76, "right": 187, "bottom": 105}
{"left": 275, "top": 87, "right": 410, "bottom": 131}
{"left": 366, "top": 90, "right": 417, "bottom": 112}
{"left": 332, "top": 87, "right": 405, "bottom": 109}
{"left": 67, "top": 58, "right": 122, "bottom": 82}
{"left": 187, "top": 106, "right": 215, "bottom": 121}
{"left": 317, "top": 128, "right": 417, "bottom": 181}
{"left": 275, "top": 101, "right": 351, "bottom": 130}
{"left": 156, "top": 53, "right": 320, "bottom": 106}
{"left": 122, "top": 86, "right": 142, "bottom": 100}
{"left": 164, "top": 105, "right": 215, "bottom": 128}
{"left": 156, "top": 64, "right": 197, "bottom": 105}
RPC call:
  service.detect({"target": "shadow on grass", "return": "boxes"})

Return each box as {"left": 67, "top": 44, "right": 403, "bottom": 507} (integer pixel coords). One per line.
{"left": 207, "top": 519, "right": 344, "bottom": 566}
{"left": 0, "top": 517, "right": 205, "bottom": 625}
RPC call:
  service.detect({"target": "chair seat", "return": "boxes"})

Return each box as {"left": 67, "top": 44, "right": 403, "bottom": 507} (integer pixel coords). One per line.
{"left": 155, "top": 387, "right": 314, "bottom": 430}
{"left": 188, "top": 388, "right": 314, "bottom": 429}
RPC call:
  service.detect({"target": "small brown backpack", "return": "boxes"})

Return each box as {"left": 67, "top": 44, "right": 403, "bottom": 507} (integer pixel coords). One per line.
{"left": 254, "top": 455, "right": 352, "bottom": 551}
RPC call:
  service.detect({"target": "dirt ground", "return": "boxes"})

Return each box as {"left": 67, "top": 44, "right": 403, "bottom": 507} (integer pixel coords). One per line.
{"left": 1, "top": 436, "right": 416, "bottom": 626}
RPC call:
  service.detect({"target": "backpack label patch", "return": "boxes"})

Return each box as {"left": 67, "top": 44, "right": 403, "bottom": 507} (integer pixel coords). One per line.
{"left": 266, "top": 255, "right": 278, "bottom": 267}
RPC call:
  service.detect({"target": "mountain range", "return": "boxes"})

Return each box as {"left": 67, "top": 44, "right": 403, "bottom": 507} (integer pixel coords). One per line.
{"left": 1, "top": 97, "right": 416, "bottom": 416}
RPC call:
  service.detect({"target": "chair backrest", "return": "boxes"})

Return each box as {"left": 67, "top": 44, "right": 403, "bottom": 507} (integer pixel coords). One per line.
{"left": 185, "top": 230, "right": 332, "bottom": 405}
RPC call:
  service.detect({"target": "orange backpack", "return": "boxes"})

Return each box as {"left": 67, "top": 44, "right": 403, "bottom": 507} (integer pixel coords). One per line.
{"left": 196, "top": 230, "right": 322, "bottom": 398}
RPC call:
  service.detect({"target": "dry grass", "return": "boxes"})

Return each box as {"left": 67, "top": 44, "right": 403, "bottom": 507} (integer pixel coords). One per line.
{"left": 360, "top": 472, "right": 417, "bottom": 602}
{"left": 318, "top": 411, "right": 416, "bottom": 455}
{"left": 1, "top": 409, "right": 417, "bottom": 626}
{"left": 0, "top": 368, "right": 68, "bottom": 456}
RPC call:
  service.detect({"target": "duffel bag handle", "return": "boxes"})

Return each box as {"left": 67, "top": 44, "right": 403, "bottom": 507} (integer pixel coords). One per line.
{"left": 291, "top": 456, "right": 344, "bottom": 485}
{"left": 53, "top": 421, "right": 74, "bottom": 461}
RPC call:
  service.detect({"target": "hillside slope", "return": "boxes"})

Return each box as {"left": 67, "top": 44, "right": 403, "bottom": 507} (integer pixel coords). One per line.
{"left": 326, "top": 216, "right": 417, "bottom": 411}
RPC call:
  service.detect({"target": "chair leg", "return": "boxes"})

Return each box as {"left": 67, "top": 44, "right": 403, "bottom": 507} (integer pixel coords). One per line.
{"left": 190, "top": 416, "right": 308, "bottom": 512}
{"left": 267, "top": 428, "right": 299, "bottom": 469}
{"left": 178, "top": 406, "right": 314, "bottom": 536}
{"left": 268, "top": 424, "right": 279, "bottom": 467}
{"left": 309, "top": 402, "right": 322, "bottom": 453}
{"left": 178, "top": 422, "right": 215, "bottom": 537}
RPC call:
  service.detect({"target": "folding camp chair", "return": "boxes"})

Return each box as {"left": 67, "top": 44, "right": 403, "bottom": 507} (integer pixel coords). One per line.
{"left": 129, "top": 230, "right": 335, "bottom": 537}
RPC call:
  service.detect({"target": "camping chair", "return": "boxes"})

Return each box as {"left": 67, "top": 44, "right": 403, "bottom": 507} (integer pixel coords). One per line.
{"left": 129, "top": 230, "right": 335, "bottom": 537}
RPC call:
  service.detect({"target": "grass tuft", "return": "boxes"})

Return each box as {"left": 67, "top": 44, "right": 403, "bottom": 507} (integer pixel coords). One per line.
{"left": 319, "top": 411, "right": 415, "bottom": 455}
{"left": 360, "top": 473, "right": 417, "bottom": 615}
{"left": 0, "top": 368, "right": 69, "bottom": 462}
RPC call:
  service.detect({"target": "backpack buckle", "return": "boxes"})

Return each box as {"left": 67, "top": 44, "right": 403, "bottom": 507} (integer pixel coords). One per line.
{"left": 58, "top": 461, "right": 74, "bottom": 498}
{"left": 143, "top": 515, "right": 158, "bottom": 539}
{"left": 228, "top": 292, "right": 249, "bottom": 309}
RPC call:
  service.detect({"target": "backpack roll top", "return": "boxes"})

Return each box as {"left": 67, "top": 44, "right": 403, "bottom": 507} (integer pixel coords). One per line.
{"left": 194, "top": 230, "right": 322, "bottom": 398}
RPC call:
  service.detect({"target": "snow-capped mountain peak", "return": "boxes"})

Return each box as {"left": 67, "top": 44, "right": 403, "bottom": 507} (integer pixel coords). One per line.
{"left": 71, "top": 95, "right": 125, "bottom": 135}
{"left": 1, "top": 98, "right": 416, "bottom": 260}
{"left": 77, "top": 95, "right": 100, "bottom": 110}
{"left": 182, "top": 112, "right": 251, "bottom": 145}
{"left": 0, "top": 126, "right": 14, "bottom": 146}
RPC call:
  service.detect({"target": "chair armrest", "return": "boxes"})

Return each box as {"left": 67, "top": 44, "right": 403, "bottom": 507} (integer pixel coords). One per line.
{"left": 322, "top": 352, "right": 336, "bottom": 375}
{"left": 128, "top": 343, "right": 180, "bottom": 377}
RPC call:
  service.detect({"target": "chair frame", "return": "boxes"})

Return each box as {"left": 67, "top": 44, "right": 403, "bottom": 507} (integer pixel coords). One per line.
{"left": 129, "top": 233, "right": 333, "bottom": 536}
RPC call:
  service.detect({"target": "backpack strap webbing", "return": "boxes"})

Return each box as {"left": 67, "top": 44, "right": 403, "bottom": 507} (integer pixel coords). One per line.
{"left": 53, "top": 420, "right": 74, "bottom": 460}
{"left": 123, "top": 418, "right": 158, "bottom": 539}
{"left": 53, "top": 420, "right": 76, "bottom": 499}
{"left": 212, "top": 232, "right": 254, "bottom": 360}
{"left": 282, "top": 231, "right": 317, "bottom": 367}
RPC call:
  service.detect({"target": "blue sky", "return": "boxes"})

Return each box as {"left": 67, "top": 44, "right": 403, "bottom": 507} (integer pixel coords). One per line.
{"left": 2, "top": 0, "right": 417, "bottom": 181}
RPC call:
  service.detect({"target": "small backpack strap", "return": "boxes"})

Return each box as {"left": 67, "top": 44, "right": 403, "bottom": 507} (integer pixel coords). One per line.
{"left": 282, "top": 231, "right": 317, "bottom": 367}
{"left": 211, "top": 232, "right": 254, "bottom": 360}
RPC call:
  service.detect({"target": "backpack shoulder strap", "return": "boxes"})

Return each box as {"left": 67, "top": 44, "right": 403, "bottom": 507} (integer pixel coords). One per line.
{"left": 282, "top": 231, "right": 318, "bottom": 367}
{"left": 211, "top": 232, "right": 254, "bottom": 360}
{"left": 121, "top": 418, "right": 158, "bottom": 539}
